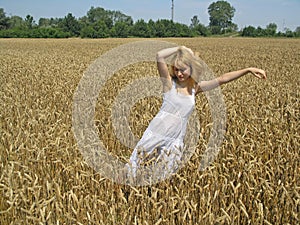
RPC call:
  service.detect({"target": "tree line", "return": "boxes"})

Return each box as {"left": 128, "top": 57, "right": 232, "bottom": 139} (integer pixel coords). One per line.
{"left": 0, "top": 1, "right": 299, "bottom": 38}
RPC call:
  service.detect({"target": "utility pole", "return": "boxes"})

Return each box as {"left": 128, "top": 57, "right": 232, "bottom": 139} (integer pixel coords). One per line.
{"left": 283, "top": 19, "right": 286, "bottom": 32}
{"left": 171, "top": 0, "right": 174, "bottom": 21}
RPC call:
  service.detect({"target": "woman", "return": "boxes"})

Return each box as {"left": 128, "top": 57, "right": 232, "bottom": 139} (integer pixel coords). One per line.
{"left": 126, "top": 46, "right": 266, "bottom": 180}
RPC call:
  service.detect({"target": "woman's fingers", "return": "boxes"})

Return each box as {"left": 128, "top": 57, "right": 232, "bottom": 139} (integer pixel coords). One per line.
{"left": 182, "top": 46, "right": 194, "bottom": 55}
{"left": 251, "top": 68, "right": 267, "bottom": 79}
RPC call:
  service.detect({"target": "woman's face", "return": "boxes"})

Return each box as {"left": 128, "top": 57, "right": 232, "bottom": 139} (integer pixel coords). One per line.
{"left": 174, "top": 64, "right": 191, "bottom": 82}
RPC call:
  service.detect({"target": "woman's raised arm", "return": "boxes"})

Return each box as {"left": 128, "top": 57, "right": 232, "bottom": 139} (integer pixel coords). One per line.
{"left": 156, "top": 47, "right": 179, "bottom": 79}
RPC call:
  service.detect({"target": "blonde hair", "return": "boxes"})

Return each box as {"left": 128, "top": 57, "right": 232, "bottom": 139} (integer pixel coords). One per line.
{"left": 170, "top": 47, "right": 204, "bottom": 90}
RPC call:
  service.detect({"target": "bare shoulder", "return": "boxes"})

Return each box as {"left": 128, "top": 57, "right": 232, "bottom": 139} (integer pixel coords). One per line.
{"left": 161, "top": 76, "right": 172, "bottom": 93}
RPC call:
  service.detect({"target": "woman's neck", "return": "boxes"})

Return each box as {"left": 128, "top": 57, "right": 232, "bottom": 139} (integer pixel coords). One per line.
{"left": 175, "top": 78, "right": 194, "bottom": 95}
{"left": 176, "top": 79, "right": 189, "bottom": 89}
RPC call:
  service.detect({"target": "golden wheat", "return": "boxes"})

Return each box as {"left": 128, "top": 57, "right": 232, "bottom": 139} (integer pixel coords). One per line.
{"left": 0, "top": 37, "right": 299, "bottom": 225}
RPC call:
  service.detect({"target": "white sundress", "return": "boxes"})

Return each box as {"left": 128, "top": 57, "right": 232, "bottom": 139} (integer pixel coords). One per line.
{"left": 127, "top": 80, "right": 196, "bottom": 178}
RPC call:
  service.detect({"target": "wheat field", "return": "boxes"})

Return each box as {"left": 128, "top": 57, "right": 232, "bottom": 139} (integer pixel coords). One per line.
{"left": 0, "top": 37, "right": 299, "bottom": 225}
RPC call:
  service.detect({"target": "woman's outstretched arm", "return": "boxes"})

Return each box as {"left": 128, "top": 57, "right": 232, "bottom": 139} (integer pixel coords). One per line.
{"left": 218, "top": 67, "right": 266, "bottom": 84}
{"left": 196, "top": 67, "right": 267, "bottom": 93}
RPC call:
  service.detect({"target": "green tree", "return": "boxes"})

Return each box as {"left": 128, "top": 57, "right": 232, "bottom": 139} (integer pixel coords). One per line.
{"left": 59, "top": 13, "right": 80, "bottom": 36}
{"left": 8, "top": 16, "right": 24, "bottom": 29}
{"left": 87, "top": 7, "right": 113, "bottom": 28}
{"left": 147, "top": 19, "right": 156, "bottom": 37}
{"left": 24, "top": 14, "right": 34, "bottom": 29}
{"left": 110, "top": 10, "right": 133, "bottom": 26}
{"left": 190, "top": 15, "right": 208, "bottom": 36}
{"left": 86, "top": 7, "right": 133, "bottom": 29}
{"left": 110, "top": 21, "right": 130, "bottom": 37}
{"left": 87, "top": 7, "right": 105, "bottom": 23}
{"left": 256, "top": 26, "right": 265, "bottom": 37}
{"left": 241, "top": 26, "right": 256, "bottom": 37}
{"left": 175, "top": 22, "right": 192, "bottom": 37}
{"left": 80, "top": 26, "right": 96, "bottom": 38}
{"left": 190, "top": 15, "right": 200, "bottom": 29}
{"left": 80, "top": 20, "right": 110, "bottom": 38}
{"left": 49, "top": 18, "right": 61, "bottom": 27}
{"left": 78, "top": 16, "right": 89, "bottom": 27}
{"left": 38, "top": 18, "right": 51, "bottom": 27}
{"left": 131, "top": 19, "right": 150, "bottom": 37}
{"left": 265, "top": 23, "right": 277, "bottom": 36}
{"left": 161, "top": 20, "right": 177, "bottom": 37}
{"left": 0, "top": 8, "right": 9, "bottom": 29}
{"left": 295, "top": 27, "right": 300, "bottom": 37}
{"left": 153, "top": 20, "right": 167, "bottom": 37}
{"left": 284, "top": 28, "right": 294, "bottom": 37}
{"left": 226, "top": 22, "right": 238, "bottom": 33}
{"left": 208, "top": 0, "right": 236, "bottom": 34}
{"left": 195, "top": 23, "right": 209, "bottom": 36}
{"left": 93, "top": 20, "right": 109, "bottom": 38}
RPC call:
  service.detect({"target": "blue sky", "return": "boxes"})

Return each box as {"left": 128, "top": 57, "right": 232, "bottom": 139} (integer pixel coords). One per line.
{"left": 0, "top": 0, "right": 299, "bottom": 31}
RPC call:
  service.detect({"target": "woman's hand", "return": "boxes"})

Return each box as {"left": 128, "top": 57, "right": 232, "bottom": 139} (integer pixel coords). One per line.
{"left": 248, "top": 67, "right": 267, "bottom": 79}
{"left": 181, "top": 46, "right": 194, "bottom": 55}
